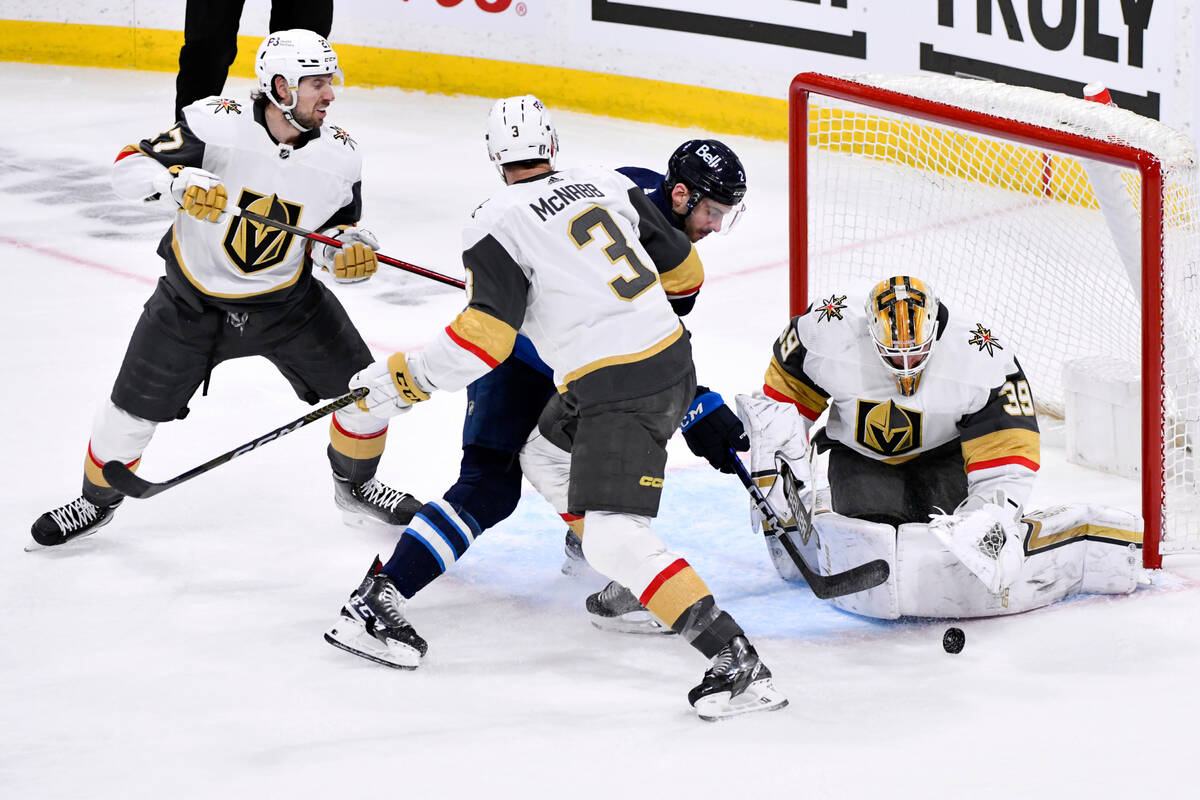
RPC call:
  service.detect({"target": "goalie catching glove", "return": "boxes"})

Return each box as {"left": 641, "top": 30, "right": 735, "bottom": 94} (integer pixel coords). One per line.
{"left": 153, "top": 166, "right": 228, "bottom": 222}
{"left": 679, "top": 386, "right": 749, "bottom": 474}
{"left": 312, "top": 225, "right": 380, "bottom": 283}
{"left": 929, "top": 492, "right": 1025, "bottom": 594}
{"left": 350, "top": 352, "right": 434, "bottom": 417}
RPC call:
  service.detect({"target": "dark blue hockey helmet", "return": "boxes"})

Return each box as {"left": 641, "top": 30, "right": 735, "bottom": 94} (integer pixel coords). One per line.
{"left": 665, "top": 139, "right": 748, "bottom": 211}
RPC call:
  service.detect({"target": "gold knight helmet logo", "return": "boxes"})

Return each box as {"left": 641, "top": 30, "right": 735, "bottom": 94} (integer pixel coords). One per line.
{"left": 854, "top": 399, "right": 923, "bottom": 457}
{"left": 223, "top": 190, "right": 303, "bottom": 274}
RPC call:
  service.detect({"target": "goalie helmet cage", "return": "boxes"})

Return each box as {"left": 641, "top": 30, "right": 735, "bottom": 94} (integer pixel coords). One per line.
{"left": 788, "top": 72, "right": 1200, "bottom": 569}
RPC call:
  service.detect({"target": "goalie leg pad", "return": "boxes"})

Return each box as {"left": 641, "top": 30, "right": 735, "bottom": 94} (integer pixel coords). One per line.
{"left": 811, "top": 513, "right": 899, "bottom": 619}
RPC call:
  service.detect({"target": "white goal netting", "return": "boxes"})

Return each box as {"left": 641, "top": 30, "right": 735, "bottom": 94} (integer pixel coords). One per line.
{"left": 795, "top": 73, "right": 1200, "bottom": 561}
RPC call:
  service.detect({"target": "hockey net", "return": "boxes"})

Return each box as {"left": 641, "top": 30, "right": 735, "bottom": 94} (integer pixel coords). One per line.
{"left": 789, "top": 72, "right": 1200, "bottom": 568}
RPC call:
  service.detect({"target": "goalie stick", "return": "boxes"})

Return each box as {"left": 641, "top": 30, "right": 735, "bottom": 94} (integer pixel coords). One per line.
{"left": 228, "top": 205, "right": 466, "bottom": 290}
{"left": 101, "top": 388, "right": 368, "bottom": 500}
{"left": 730, "top": 453, "right": 890, "bottom": 599}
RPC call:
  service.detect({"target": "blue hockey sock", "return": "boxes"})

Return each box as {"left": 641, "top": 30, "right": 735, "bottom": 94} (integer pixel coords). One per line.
{"left": 382, "top": 500, "right": 482, "bottom": 598}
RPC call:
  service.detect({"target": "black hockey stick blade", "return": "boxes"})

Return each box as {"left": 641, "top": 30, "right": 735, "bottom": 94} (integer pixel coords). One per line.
{"left": 101, "top": 388, "right": 369, "bottom": 501}
{"left": 731, "top": 453, "right": 890, "bottom": 599}
{"left": 101, "top": 461, "right": 158, "bottom": 499}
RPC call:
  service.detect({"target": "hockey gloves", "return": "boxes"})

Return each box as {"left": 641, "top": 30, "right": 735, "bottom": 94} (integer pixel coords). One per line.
{"left": 164, "top": 167, "right": 228, "bottom": 222}
{"left": 313, "top": 225, "right": 380, "bottom": 283}
{"left": 680, "top": 386, "right": 749, "bottom": 474}
{"left": 351, "top": 352, "right": 433, "bottom": 418}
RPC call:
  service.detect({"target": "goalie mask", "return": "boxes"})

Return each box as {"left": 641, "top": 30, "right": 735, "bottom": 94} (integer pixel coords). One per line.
{"left": 485, "top": 94, "right": 558, "bottom": 179}
{"left": 255, "top": 29, "right": 342, "bottom": 131}
{"left": 865, "top": 276, "right": 939, "bottom": 396}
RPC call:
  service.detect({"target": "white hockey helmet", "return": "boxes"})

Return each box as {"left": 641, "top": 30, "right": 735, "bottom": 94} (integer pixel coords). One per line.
{"left": 484, "top": 94, "right": 558, "bottom": 177}
{"left": 865, "top": 275, "right": 940, "bottom": 396}
{"left": 254, "top": 29, "right": 341, "bottom": 125}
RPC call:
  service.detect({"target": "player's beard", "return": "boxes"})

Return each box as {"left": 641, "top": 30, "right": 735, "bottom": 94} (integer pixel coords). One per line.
{"left": 292, "top": 104, "right": 327, "bottom": 130}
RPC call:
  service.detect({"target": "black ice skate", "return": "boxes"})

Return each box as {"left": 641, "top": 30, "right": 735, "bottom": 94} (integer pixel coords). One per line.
{"left": 585, "top": 580, "right": 673, "bottom": 635}
{"left": 28, "top": 495, "right": 123, "bottom": 550}
{"left": 324, "top": 557, "right": 428, "bottom": 669}
{"left": 333, "top": 474, "right": 421, "bottom": 527}
{"left": 687, "top": 635, "right": 788, "bottom": 721}
{"left": 561, "top": 529, "right": 592, "bottom": 576}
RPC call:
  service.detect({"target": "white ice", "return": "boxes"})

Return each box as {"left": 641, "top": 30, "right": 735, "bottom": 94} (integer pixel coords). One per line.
{"left": 2, "top": 64, "right": 1199, "bottom": 799}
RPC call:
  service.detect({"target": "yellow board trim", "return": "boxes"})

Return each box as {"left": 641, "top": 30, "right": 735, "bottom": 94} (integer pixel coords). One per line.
{"left": 0, "top": 20, "right": 788, "bottom": 140}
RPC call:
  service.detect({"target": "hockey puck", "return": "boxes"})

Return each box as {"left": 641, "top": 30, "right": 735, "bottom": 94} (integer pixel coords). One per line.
{"left": 942, "top": 627, "right": 965, "bottom": 654}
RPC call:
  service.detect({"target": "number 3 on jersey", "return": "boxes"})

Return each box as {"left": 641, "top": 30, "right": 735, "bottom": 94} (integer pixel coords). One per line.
{"left": 568, "top": 205, "right": 658, "bottom": 301}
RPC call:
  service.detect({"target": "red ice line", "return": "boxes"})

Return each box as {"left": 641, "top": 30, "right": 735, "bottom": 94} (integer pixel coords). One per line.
{"left": 0, "top": 235, "right": 414, "bottom": 354}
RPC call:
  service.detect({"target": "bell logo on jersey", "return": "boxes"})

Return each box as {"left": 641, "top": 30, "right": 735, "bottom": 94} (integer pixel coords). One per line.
{"left": 854, "top": 399, "right": 923, "bottom": 457}
{"left": 223, "top": 190, "right": 303, "bottom": 274}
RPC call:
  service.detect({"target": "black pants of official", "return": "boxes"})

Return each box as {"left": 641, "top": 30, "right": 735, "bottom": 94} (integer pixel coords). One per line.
{"left": 176, "top": 0, "right": 334, "bottom": 119}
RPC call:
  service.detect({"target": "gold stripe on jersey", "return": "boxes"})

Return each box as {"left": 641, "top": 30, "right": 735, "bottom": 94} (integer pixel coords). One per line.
{"left": 1026, "top": 520, "right": 1142, "bottom": 553}
{"left": 558, "top": 324, "right": 684, "bottom": 391}
{"left": 328, "top": 419, "right": 388, "bottom": 462}
{"left": 658, "top": 244, "right": 704, "bottom": 298}
{"left": 961, "top": 428, "right": 1041, "bottom": 472}
{"left": 171, "top": 226, "right": 305, "bottom": 299}
{"left": 640, "top": 560, "right": 712, "bottom": 627}
{"left": 446, "top": 307, "right": 517, "bottom": 368}
{"left": 764, "top": 357, "right": 828, "bottom": 420}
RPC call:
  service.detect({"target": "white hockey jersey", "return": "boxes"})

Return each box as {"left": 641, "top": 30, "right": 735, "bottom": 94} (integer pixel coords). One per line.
{"left": 763, "top": 292, "right": 1040, "bottom": 506}
{"left": 420, "top": 167, "right": 703, "bottom": 402}
{"left": 111, "top": 96, "right": 363, "bottom": 304}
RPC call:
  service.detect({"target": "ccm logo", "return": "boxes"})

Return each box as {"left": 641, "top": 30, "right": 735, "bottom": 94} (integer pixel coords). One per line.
{"left": 434, "top": 0, "right": 514, "bottom": 11}
{"left": 639, "top": 476, "right": 664, "bottom": 488}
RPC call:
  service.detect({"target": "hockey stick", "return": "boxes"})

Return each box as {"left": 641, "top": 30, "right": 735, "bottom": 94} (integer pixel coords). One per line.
{"left": 730, "top": 453, "right": 890, "bottom": 599}
{"left": 228, "top": 205, "right": 466, "bottom": 290}
{"left": 101, "top": 388, "right": 369, "bottom": 500}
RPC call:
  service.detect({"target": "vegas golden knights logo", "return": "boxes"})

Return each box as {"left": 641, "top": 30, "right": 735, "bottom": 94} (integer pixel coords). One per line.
{"left": 223, "top": 190, "right": 303, "bottom": 274}
{"left": 854, "top": 399, "right": 922, "bottom": 457}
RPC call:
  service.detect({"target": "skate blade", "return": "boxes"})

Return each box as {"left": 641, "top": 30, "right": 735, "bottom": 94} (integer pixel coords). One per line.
{"left": 339, "top": 510, "right": 404, "bottom": 531}
{"left": 23, "top": 529, "right": 101, "bottom": 552}
{"left": 694, "top": 679, "right": 789, "bottom": 722}
{"left": 561, "top": 557, "right": 597, "bottom": 577}
{"left": 589, "top": 612, "right": 676, "bottom": 636}
{"left": 324, "top": 617, "right": 422, "bottom": 669}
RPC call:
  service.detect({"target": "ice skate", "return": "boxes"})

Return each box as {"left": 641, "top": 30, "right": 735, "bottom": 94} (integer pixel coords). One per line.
{"left": 585, "top": 580, "right": 673, "bottom": 635}
{"left": 28, "top": 495, "right": 123, "bottom": 551}
{"left": 324, "top": 557, "right": 427, "bottom": 669}
{"left": 333, "top": 474, "right": 421, "bottom": 528}
{"left": 687, "top": 635, "right": 788, "bottom": 721}
{"left": 561, "top": 529, "right": 594, "bottom": 576}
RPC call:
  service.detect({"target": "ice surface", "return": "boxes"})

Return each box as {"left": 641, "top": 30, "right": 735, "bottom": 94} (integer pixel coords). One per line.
{"left": 2, "top": 64, "right": 1198, "bottom": 799}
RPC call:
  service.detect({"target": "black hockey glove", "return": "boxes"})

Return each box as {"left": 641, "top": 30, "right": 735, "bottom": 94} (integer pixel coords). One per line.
{"left": 680, "top": 386, "right": 749, "bottom": 474}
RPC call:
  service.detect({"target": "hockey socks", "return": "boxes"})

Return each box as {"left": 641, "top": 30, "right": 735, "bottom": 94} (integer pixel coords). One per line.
{"left": 382, "top": 500, "right": 482, "bottom": 597}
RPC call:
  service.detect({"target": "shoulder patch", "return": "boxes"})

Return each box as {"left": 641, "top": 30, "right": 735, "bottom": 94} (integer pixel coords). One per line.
{"left": 967, "top": 322, "right": 1003, "bottom": 356}
{"left": 206, "top": 98, "right": 243, "bottom": 115}
{"left": 329, "top": 126, "right": 357, "bottom": 149}
{"left": 815, "top": 293, "right": 848, "bottom": 322}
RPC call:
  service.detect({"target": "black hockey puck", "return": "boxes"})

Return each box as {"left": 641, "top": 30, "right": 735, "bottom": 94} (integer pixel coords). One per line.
{"left": 942, "top": 627, "right": 965, "bottom": 654}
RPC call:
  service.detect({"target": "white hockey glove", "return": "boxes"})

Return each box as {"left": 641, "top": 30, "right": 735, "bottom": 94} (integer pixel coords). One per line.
{"left": 153, "top": 166, "right": 228, "bottom": 222}
{"left": 350, "top": 351, "right": 433, "bottom": 418}
{"left": 736, "top": 394, "right": 812, "bottom": 523}
{"left": 313, "top": 225, "right": 380, "bottom": 283}
{"left": 929, "top": 492, "right": 1025, "bottom": 594}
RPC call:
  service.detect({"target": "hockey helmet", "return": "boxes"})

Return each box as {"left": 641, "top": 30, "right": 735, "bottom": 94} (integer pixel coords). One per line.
{"left": 254, "top": 29, "right": 341, "bottom": 122}
{"left": 665, "top": 139, "right": 748, "bottom": 211}
{"left": 485, "top": 94, "right": 558, "bottom": 177}
{"left": 865, "top": 276, "right": 940, "bottom": 396}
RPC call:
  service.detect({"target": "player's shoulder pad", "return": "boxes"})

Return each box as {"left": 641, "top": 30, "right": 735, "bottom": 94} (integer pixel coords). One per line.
{"left": 779, "top": 291, "right": 861, "bottom": 361}
{"left": 938, "top": 312, "right": 1021, "bottom": 380}
{"left": 616, "top": 165, "right": 665, "bottom": 194}
{"left": 311, "top": 120, "right": 363, "bottom": 171}
{"left": 181, "top": 96, "right": 250, "bottom": 142}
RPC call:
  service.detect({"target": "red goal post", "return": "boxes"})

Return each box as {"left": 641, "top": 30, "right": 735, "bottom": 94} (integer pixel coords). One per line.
{"left": 788, "top": 72, "right": 1200, "bottom": 569}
